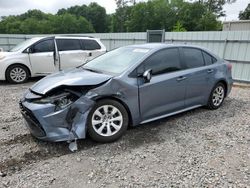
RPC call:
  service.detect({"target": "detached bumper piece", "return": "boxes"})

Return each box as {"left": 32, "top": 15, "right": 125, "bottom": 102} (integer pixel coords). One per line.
{"left": 19, "top": 102, "right": 46, "bottom": 137}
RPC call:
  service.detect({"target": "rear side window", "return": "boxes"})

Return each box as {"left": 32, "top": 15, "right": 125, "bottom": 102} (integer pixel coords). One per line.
{"left": 202, "top": 51, "right": 216, "bottom": 65}
{"left": 144, "top": 48, "right": 182, "bottom": 75}
{"left": 183, "top": 48, "right": 204, "bottom": 68}
{"left": 32, "top": 39, "right": 54, "bottom": 53}
{"left": 81, "top": 39, "right": 101, "bottom": 50}
{"left": 56, "top": 39, "right": 82, "bottom": 51}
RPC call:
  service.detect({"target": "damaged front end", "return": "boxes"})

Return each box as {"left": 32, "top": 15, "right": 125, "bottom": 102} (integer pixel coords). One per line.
{"left": 20, "top": 86, "right": 96, "bottom": 142}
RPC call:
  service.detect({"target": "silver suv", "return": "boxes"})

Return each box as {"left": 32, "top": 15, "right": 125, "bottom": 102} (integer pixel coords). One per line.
{"left": 0, "top": 36, "right": 106, "bottom": 83}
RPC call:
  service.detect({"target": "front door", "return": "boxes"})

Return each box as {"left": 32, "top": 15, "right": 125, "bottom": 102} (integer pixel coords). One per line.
{"left": 29, "top": 39, "right": 56, "bottom": 75}
{"left": 138, "top": 48, "right": 187, "bottom": 121}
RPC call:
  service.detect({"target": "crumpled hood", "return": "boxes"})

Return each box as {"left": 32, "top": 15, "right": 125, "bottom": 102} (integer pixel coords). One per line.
{"left": 30, "top": 68, "right": 113, "bottom": 95}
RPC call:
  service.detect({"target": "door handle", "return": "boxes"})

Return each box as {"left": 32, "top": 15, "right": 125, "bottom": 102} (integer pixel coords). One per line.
{"left": 177, "top": 76, "right": 187, "bottom": 81}
{"left": 207, "top": 69, "right": 214, "bottom": 73}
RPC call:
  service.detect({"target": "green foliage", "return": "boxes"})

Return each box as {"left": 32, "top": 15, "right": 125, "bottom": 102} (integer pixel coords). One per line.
{"left": 0, "top": 0, "right": 230, "bottom": 34}
{"left": 172, "top": 21, "right": 187, "bottom": 32}
{"left": 0, "top": 10, "right": 95, "bottom": 34}
{"left": 192, "top": 0, "right": 236, "bottom": 17}
{"left": 116, "top": 0, "right": 222, "bottom": 32}
{"left": 57, "top": 3, "right": 108, "bottom": 32}
{"left": 239, "top": 3, "right": 250, "bottom": 20}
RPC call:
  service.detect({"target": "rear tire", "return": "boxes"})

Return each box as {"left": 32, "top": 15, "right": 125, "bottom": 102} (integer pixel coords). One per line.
{"left": 87, "top": 99, "right": 128, "bottom": 143}
{"left": 6, "top": 65, "right": 29, "bottom": 84}
{"left": 207, "top": 82, "right": 225, "bottom": 110}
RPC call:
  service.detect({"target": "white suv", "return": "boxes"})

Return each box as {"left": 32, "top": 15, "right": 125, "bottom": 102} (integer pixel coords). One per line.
{"left": 0, "top": 36, "right": 106, "bottom": 83}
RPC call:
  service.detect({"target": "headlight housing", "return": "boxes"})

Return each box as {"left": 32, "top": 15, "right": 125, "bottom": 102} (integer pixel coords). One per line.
{"left": 33, "top": 92, "right": 78, "bottom": 110}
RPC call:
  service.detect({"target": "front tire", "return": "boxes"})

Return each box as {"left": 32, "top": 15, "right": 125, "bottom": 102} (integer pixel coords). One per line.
{"left": 87, "top": 99, "right": 129, "bottom": 143}
{"left": 6, "top": 65, "right": 29, "bottom": 84}
{"left": 207, "top": 83, "right": 226, "bottom": 110}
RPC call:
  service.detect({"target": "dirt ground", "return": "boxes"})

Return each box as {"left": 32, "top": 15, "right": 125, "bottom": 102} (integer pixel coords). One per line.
{"left": 0, "top": 79, "right": 249, "bottom": 188}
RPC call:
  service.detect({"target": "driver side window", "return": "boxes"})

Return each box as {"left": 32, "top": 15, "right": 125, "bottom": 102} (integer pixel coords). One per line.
{"left": 144, "top": 48, "right": 182, "bottom": 75}
{"left": 32, "top": 39, "right": 54, "bottom": 53}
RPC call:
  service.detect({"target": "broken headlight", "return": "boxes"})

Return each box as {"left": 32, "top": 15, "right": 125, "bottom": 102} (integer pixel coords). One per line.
{"left": 33, "top": 92, "right": 78, "bottom": 110}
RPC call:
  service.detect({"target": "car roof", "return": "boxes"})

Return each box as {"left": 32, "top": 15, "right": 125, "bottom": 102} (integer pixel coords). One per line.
{"left": 127, "top": 43, "right": 174, "bottom": 49}
{"left": 125, "top": 43, "right": 220, "bottom": 59}
{"left": 126, "top": 43, "right": 209, "bottom": 50}
{"left": 30, "top": 36, "right": 97, "bottom": 40}
{"left": 55, "top": 36, "right": 97, "bottom": 40}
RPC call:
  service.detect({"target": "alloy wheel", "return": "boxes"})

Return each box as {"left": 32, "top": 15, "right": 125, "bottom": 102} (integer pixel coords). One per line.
{"left": 91, "top": 105, "right": 123, "bottom": 137}
{"left": 212, "top": 85, "right": 225, "bottom": 106}
{"left": 10, "top": 67, "right": 27, "bottom": 83}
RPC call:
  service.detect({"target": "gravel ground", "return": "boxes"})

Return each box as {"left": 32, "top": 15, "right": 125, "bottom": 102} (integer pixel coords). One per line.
{"left": 0, "top": 79, "right": 249, "bottom": 188}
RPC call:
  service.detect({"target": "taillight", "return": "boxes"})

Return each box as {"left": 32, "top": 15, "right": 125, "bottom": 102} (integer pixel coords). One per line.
{"left": 227, "top": 63, "right": 232, "bottom": 71}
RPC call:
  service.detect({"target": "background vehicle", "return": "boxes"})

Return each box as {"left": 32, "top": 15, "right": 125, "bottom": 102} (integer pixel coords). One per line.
{"left": 20, "top": 43, "right": 233, "bottom": 143}
{"left": 0, "top": 36, "right": 106, "bottom": 83}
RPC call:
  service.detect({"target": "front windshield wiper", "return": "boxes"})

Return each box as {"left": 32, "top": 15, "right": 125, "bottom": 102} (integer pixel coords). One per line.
{"left": 81, "top": 67, "right": 103, "bottom": 74}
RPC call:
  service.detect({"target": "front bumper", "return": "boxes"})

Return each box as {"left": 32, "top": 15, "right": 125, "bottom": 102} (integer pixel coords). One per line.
{"left": 19, "top": 95, "right": 95, "bottom": 142}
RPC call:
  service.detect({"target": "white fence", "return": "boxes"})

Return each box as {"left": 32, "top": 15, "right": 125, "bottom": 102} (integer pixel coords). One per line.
{"left": 0, "top": 31, "right": 250, "bottom": 82}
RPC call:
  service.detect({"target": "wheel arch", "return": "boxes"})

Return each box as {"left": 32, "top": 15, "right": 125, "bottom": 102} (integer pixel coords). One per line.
{"left": 94, "top": 96, "right": 133, "bottom": 126}
{"left": 5, "top": 63, "right": 31, "bottom": 80}
{"left": 216, "top": 79, "right": 228, "bottom": 96}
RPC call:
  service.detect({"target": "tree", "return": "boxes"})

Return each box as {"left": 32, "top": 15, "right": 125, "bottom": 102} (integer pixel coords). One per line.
{"left": 125, "top": 0, "right": 221, "bottom": 32}
{"left": 0, "top": 0, "right": 230, "bottom": 33}
{"left": 87, "top": 3, "right": 108, "bottom": 32}
{"left": 197, "top": 12, "right": 222, "bottom": 31}
{"left": 0, "top": 10, "right": 95, "bottom": 34}
{"left": 195, "top": 0, "right": 236, "bottom": 17}
{"left": 57, "top": 3, "right": 109, "bottom": 32}
{"left": 172, "top": 21, "right": 186, "bottom": 31}
{"left": 239, "top": 3, "right": 250, "bottom": 20}
{"left": 110, "top": 7, "right": 132, "bottom": 32}
{"left": 115, "top": 0, "right": 136, "bottom": 8}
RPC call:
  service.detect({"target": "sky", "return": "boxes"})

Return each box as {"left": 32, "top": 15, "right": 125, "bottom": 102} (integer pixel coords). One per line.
{"left": 0, "top": 0, "right": 249, "bottom": 21}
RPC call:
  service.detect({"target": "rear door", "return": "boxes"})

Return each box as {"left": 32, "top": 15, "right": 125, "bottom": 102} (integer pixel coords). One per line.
{"left": 138, "top": 48, "right": 187, "bottom": 121}
{"left": 180, "top": 47, "right": 216, "bottom": 107}
{"left": 80, "top": 39, "right": 105, "bottom": 61}
{"left": 28, "top": 38, "right": 56, "bottom": 74}
{"left": 56, "top": 39, "right": 88, "bottom": 70}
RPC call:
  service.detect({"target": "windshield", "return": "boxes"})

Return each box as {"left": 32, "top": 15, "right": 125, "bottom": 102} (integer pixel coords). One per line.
{"left": 83, "top": 47, "right": 150, "bottom": 74}
{"left": 10, "top": 38, "right": 37, "bottom": 52}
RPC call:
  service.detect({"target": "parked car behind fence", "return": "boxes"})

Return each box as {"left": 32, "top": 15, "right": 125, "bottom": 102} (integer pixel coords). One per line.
{"left": 0, "top": 36, "right": 106, "bottom": 83}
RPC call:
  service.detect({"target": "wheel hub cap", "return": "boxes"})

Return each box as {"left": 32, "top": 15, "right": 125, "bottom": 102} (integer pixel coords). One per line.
{"left": 10, "top": 67, "right": 26, "bottom": 82}
{"left": 212, "top": 86, "right": 225, "bottom": 106}
{"left": 92, "top": 105, "right": 123, "bottom": 137}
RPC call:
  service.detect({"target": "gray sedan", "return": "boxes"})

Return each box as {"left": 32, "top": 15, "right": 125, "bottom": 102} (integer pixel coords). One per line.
{"left": 20, "top": 43, "right": 233, "bottom": 143}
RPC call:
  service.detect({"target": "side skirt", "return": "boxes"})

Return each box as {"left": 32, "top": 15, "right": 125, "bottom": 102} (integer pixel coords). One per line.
{"left": 140, "top": 105, "right": 202, "bottom": 124}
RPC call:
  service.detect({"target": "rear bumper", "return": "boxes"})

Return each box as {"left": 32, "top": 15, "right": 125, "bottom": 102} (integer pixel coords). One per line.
{"left": 226, "top": 78, "right": 233, "bottom": 97}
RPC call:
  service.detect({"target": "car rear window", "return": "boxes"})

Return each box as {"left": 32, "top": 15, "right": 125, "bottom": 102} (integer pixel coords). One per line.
{"left": 81, "top": 39, "right": 101, "bottom": 50}
{"left": 202, "top": 51, "right": 216, "bottom": 65}
{"left": 56, "top": 39, "right": 82, "bottom": 51}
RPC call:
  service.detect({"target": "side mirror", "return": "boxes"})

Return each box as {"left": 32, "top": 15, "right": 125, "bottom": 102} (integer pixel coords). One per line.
{"left": 143, "top": 69, "right": 152, "bottom": 83}
{"left": 26, "top": 48, "right": 32, "bottom": 53}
